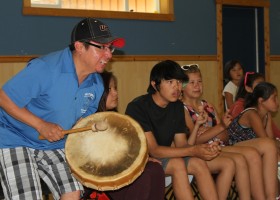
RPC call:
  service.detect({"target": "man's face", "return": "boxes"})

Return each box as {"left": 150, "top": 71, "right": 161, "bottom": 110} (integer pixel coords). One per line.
{"left": 78, "top": 41, "right": 113, "bottom": 74}
{"left": 153, "top": 79, "right": 182, "bottom": 107}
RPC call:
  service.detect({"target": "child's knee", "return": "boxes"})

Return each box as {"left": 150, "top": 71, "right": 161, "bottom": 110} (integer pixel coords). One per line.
{"left": 223, "top": 157, "right": 235, "bottom": 172}
{"left": 233, "top": 154, "right": 247, "bottom": 168}
{"left": 167, "top": 158, "right": 187, "bottom": 173}
{"left": 243, "top": 147, "right": 261, "bottom": 165}
{"left": 188, "top": 157, "right": 208, "bottom": 174}
{"left": 256, "top": 138, "right": 278, "bottom": 157}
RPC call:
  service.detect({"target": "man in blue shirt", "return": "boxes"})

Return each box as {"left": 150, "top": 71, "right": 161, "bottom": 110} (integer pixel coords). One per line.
{"left": 0, "top": 18, "right": 124, "bottom": 200}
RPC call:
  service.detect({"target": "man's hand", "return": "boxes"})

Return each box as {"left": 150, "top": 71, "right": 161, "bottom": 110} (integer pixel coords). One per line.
{"left": 37, "top": 121, "right": 64, "bottom": 142}
{"left": 190, "top": 142, "right": 221, "bottom": 161}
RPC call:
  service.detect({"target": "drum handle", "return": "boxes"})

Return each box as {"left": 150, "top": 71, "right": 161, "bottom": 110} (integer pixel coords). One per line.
{"left": 38, "top": 122, "right": 108, "bottom": 140}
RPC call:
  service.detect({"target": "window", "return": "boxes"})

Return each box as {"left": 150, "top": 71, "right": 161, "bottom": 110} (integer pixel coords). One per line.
{"left": 31, "top": 0, "right": 160, "bottom": 13}
{"left": 23, "top": 0, "right": 174, "bottom": 21}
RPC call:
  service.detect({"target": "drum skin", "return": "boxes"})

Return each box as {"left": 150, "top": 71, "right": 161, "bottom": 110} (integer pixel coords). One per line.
{"left": 65, "top": 112, "right": 148, "bottom": 191}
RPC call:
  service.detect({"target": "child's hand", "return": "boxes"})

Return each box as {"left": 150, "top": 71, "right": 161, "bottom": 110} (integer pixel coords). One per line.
{"left": 196, "top": 114, "right": 207, "bottom": 126}
{"left": 208, "top": 140, "right": 222, "bottom": 152}
{"left": 221, "top": 109, "right": 233, "bottom": 128}
{"left": 196, "top": 106, "right": 208, "bottom": 125}
{"left": 148, "top": 157, "right": 162, "bottom": 164}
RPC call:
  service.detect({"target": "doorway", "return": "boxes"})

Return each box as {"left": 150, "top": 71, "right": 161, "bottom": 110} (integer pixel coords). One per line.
{"left": 222, "top": 5, "right": 265, "bottom": 74}
{"left": 215, "top": 1, "right": 270, "bottom": 113}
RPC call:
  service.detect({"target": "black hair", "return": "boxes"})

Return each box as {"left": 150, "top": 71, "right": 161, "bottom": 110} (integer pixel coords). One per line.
{"left": 97, "top": 71, "right": 118, "bottom": 112}
{"left": 147, "top": 60, "right": 188, "bottom": 94}
{"left": 224, "top": 60, "right": 244, "bottom": 82}
{"left": 245, "top": 82, "right": 277, "bottom": 108}
{"left": 235, "top": 72, "right": 264, "bottom": 100}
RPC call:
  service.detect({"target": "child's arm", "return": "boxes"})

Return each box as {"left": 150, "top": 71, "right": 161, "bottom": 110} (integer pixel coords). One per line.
{"left": 224, "top": 92, "right": 234, "bottom": 109}
{"left": 265, "top": 113, "right": 275, "bottom": 139}
{"left": 195, "top": 123, "right": 227, "bottom": 144}
{"left": 184, "top": 108, "right": 207, "bottom": 145}
{"left": 239, "top": 110, "right": 268, "bottom": 137}
{"left": 195, "top": 108, "right": 232, "bottom": 144}
{"left": 272, "top": 120, "right": 280, "bottom": 138}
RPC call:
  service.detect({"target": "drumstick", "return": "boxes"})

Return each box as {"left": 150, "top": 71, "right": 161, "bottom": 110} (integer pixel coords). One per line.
{"left": 38, "top": 121, "right": 108, "bottom": 140}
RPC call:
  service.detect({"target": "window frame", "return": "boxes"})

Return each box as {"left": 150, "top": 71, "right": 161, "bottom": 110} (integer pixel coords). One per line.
{"left": 23, "top": 0, "right": 174, "bottom": 21}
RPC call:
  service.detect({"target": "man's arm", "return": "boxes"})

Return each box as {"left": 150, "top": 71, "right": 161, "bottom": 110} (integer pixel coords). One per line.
{"left": 0, "top": 89, "right": 64, "bottom": 142}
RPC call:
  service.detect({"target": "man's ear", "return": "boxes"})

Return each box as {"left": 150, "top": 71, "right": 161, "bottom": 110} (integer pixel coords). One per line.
{"left": 245, "top": 85, "right": 253, "bottom": 93}
{"left": 151, "top": 81, "right": 157, "bottom": 91}
{"left": 74, "top": 41, "right": 84, "bottom": 53}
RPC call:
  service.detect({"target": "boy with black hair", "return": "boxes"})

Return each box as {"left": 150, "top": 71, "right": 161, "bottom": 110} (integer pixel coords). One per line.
{"left": 125, "top": 60, "right": 221, "bottom": 199}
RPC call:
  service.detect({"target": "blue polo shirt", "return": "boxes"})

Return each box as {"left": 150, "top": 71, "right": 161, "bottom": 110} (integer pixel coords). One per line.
{"left": 0, "top": 47, "right": 104, "bottom": 150}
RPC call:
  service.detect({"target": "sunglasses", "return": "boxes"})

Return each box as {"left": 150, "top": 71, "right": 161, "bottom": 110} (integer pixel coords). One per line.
{"left": 181, "top": 64, "right": 200, "bottom": 71}
{"left": 84, "top": 41, "right": 115, "bottom": 53}
{"left": 244, "top": 72, "right": 255, "bottom": 86}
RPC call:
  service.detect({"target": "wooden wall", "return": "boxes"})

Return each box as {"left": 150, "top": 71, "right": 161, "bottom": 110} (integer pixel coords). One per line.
{"left": 269, "top": 57, "right": 280, "bottom": 126}
{"left": 107, "top": 60, "right": 220, "bottom": 114}
{"left": 1, "top": 59, "right": 280, "bottom": 127}
{"left": 0, "top": 60, "right": 221, "bottom": 115}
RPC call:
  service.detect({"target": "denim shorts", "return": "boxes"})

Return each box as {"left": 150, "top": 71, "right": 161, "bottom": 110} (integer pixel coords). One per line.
{"left": 159, "top": 156, "right": 190, "bottom": 170}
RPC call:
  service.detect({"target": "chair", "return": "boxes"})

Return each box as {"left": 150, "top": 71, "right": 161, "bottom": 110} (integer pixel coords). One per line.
{"left": 164, "top": 175, "right": 239, "bottom": 200}
{"left": 165, "top": 175, "right": 193, "bottom": 188}
{"left": 164, "top": 175, "right": 196, "bottom": 200}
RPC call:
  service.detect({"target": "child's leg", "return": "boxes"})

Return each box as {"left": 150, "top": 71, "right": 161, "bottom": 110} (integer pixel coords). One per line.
{"left": 187, "top": 157, "right": 219, "bottom": 200}
{"left": 236, "top": 138, "right": 278, "bottom": 199}
{"left": 221, "top": 151, "right": 251, "bottom": 200}
{"left": 223, "top": 145, "right": 266, "bottom": 200}
{"left": 165, "top": 157, "right": 194, "bottom": 200}
{"left": 206, "top": 155, "right": 235, "bottom": 200}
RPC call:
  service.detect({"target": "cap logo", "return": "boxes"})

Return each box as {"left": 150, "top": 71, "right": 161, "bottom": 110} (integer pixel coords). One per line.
{"left": 99, "top": 25, "right": 108, "bottom": 31}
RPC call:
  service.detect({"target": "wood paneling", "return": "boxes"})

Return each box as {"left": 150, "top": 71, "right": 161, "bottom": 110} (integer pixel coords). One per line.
{"left": 0, "top": 60, "right": 221, "bottom": 116}
{"left": 0, "top": 55, "right": 217, "bottom": 63}
{"left": 0, "top": 63, "right": 26, "bottom": 87}
{"left": 269, "top": 60, "right": 280, "bottom": 126}
{"left": 3, "top": 57, "right": 279, "bottom": 124}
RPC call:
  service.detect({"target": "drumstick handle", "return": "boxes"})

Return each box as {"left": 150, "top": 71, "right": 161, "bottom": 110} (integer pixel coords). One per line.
{"left": 38, "top": 126, "right": 92, "bottom": 140}
{"left": 62, "top": 126, "right": 92, "bottom": 134}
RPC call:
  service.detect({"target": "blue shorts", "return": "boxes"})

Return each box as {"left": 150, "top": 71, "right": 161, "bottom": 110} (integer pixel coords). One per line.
{"left": 0, "top": 147, "right": 83, "bottom": 200}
